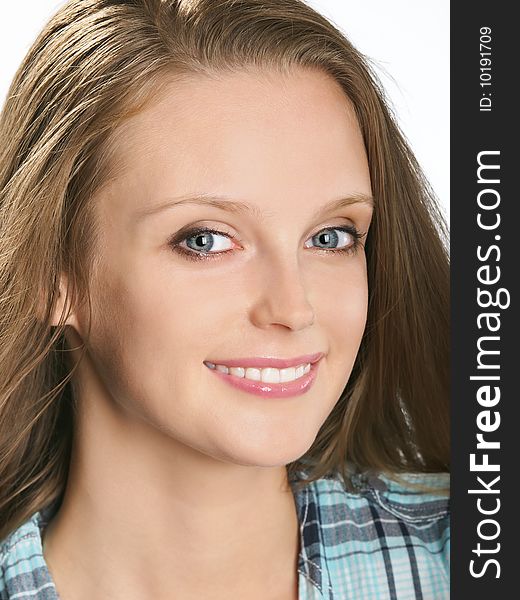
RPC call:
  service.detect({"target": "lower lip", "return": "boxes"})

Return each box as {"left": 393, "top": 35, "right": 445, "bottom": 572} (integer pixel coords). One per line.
{"left": 205, "top": 361, "right": 321, "bottom": 398}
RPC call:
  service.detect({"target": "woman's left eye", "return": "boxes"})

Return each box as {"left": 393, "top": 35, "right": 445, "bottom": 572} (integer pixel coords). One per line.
{"left": 169, "top": 225, "right": 365, "bottom": 262}
{"left": 303, "top": 226, "right": 364, "bottom": 253}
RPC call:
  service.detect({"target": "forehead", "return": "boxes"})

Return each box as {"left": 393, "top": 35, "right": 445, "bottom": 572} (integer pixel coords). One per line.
{"left": 101, "top": 67, "right": 371, "bottom": 217}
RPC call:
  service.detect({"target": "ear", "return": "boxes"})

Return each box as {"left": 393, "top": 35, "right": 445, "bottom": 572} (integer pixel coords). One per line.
{"left": 49, "top": 272, "right": 80, "bottom": 331}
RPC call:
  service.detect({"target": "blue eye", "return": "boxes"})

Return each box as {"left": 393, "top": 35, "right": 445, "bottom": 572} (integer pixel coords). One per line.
{"left": 304, "top": 227, "right": 361, "bottom": 251}
{"left": 181, "top": 229, "right": 233, "bottom": 254}
{"left": 169, "top": 225, "right": 365, "bottom": 262}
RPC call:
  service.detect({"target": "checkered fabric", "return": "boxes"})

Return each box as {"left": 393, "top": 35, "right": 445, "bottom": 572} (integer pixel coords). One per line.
{"left": 291, "top": 471, "right": 449, "bottom": 599}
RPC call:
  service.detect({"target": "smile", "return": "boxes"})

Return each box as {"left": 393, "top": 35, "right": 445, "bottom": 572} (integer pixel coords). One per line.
{"left": 203, "top": 353, "right": 323, "bottom": 398}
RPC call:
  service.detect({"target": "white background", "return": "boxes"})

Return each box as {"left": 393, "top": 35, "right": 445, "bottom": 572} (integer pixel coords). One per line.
{"left": 0, "top": 0, "right": 449, "bottom": 223}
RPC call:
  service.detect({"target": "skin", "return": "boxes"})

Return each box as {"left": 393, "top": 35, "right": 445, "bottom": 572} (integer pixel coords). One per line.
{"left": 43, "top": 67, "right": 373, "bottom": 599}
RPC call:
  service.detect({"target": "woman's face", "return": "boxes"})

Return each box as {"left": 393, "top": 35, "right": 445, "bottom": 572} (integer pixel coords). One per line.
{"left": 73, "top": 68, "right": 373, "bottom": 467}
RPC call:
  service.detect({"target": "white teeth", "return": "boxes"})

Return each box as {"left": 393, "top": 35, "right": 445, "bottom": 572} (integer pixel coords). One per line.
{"left": 261, "top": 368, "right": 280, "bottom": 384}
{"left": 209, "top": 362, "right": 311, "bottom": 383}
{"left": 245, "top": 367, "right": 261, "bottom": 381}
{"left": 280, "top": 367, "right": 296, "bottom": 383}
{"left": 229, "top": 367, "right": 245, "bottom": 378}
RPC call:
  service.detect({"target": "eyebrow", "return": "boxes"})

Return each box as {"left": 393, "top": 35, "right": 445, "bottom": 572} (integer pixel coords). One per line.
{"left": 134, "top": 192, "right": 374, "bottom": 223}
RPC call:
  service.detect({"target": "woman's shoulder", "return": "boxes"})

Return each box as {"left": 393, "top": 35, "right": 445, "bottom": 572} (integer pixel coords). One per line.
{"left": 292, "top": 469, "right": 450, "bottom": 522}
{"left": 291, "top": 470, "right": 450, "bottom": 599}
{"left": 321, "top": 470, "right": 448, "bottom": 517}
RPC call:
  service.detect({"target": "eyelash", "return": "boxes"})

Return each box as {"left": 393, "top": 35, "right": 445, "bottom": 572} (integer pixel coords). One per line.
{"left": 168, "top": 225, "right": 367, "bottom": 262}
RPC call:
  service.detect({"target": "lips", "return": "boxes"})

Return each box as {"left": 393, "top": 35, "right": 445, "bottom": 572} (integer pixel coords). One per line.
{"left": 203, "top": 352, "right": 324, "bottom": 398}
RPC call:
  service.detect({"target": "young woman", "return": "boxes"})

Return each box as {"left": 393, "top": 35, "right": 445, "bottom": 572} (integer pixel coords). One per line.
{"left": 0, "top": 1, "right": 449, "bottom": 598}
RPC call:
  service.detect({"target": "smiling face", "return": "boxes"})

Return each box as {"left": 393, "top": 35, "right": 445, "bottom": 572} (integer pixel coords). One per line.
{"left": 69, "top": 67, "right": 373, "bottom": 467}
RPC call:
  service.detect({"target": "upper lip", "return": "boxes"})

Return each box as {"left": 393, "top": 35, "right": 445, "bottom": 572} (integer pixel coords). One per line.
{"left": 206, "top": 352, "right": 324, "bottom": 369}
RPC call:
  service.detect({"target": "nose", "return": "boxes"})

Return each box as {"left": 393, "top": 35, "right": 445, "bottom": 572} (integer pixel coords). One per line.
{"left": 249, "top": 255, "right": 315, "bottom": 331}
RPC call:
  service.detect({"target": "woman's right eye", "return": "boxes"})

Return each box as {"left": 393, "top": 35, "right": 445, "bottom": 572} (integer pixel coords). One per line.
{"left": 169, "top": 227, "right": 236, "bottom": 262}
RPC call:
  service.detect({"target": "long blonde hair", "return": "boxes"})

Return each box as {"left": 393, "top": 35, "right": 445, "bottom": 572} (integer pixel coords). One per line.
{"left": 0, "top": 0, "right": 449, "bottom": 538}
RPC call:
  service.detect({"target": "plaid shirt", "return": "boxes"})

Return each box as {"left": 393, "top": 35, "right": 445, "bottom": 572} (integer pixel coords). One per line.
{"left": 1, "top": 471, "right": 449, "bottom": 599}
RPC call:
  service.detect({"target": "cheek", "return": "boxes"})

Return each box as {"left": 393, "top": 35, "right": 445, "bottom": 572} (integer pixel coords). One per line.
{"left": 87, "top": 271, "right": 190, "bottom": 370}
{"left": 83, "top": 261, "right": 226, "bottom": 400}
{"left": 315, "top": 259, "right": 368, "bottom": 375}
{"left": 317, "top": 258, "right": 368, "bottom": 327}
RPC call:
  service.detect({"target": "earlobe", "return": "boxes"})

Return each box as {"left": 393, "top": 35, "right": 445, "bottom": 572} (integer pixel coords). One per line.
{"left": 49, "top": 272, "right": 79, "bottom": 330}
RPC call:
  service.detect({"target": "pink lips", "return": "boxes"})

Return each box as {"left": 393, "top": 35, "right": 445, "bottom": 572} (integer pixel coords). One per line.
{"left": 203, "top": 352, "right": 324, "bottom": 398}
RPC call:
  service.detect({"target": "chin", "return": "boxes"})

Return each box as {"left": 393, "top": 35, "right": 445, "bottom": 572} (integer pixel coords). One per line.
{"left": 221, "top": 428, "right": 318, "bottom": 469}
